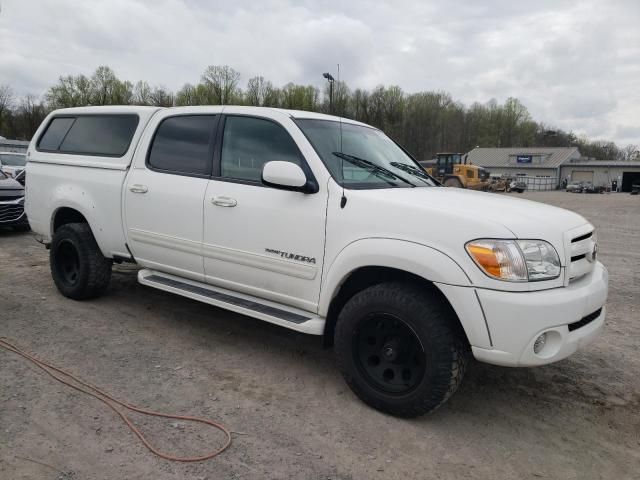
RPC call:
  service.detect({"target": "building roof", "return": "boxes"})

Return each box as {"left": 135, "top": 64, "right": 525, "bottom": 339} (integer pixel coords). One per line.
{"left": 560, "top": 160, "right": 640, "bottom": 168}
{"left": 465, "top": 147, "right": 579, "bottom": 168}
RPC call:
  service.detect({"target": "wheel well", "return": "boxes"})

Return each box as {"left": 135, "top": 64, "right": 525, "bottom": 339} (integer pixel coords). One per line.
{"left": 323, "top": 266, "right": 468, "bottom": 347}
{"left": 52, "top": 207, "right": 88, "bottom": 234}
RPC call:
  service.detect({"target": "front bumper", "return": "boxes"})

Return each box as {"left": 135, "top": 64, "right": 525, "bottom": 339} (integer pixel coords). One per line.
{"left": 471, "top": 262, "right": 608, "bottom": 367}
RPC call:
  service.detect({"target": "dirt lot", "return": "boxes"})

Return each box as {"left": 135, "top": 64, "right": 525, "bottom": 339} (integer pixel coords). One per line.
{"left": 1, "top": 191, "right": 639, "bottom": 480}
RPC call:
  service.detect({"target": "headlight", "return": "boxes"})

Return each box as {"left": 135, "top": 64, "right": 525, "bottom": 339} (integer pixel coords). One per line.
{"left": 466, "top": 239, "right": 561, "bottom": 282}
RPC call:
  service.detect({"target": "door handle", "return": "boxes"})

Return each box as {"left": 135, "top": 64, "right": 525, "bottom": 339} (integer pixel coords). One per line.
{"left": 129, "top": 184, "right": 148, "bottom": 194}
{"left": 211, "top": 196, "right": 237, "bottom": 207}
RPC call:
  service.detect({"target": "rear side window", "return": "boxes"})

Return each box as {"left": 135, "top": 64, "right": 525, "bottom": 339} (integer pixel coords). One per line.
{"left": 38, "top": 115, "right": 139, "bottom": 157}
{"left": 221, "top": 116, "right": 302, "bottom": 182}
{"left": 147, "top": 115, "right": 217, "bottom": 176}
{"left": 38, "top": 117, "right": 75, "bottom": 151}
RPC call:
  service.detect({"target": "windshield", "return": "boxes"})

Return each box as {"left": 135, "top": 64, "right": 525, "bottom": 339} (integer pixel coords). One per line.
{"left": 296, "top": 119, "right": 437, "bottom": 189}
{"left": 0, "top": 154, "right": 26, "bottom": 166}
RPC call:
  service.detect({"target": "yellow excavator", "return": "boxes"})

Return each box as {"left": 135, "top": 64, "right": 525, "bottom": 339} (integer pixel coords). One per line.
{"left": 420, "top": 153, "right": 490, "bottom": 190}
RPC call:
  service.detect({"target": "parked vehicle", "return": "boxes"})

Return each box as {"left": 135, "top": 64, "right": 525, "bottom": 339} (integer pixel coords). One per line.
{"left": 0, "top": 152, "right": 27, "bottom": 180}
{"left": 0, "top": 169, "right": 29, "bottom": 231}
{"left": 25, "top": 106, "right": 608, "bottom": 417}
{"left": 13, "top": 169, "right": 26, "bottom": 186}
{"left": 566, "top": 181, "right": 585, "bottom": 193}
{"left": 421, "top": 153, "right": 490, "bottom": 190}
{"left": 507, "top": 180, "right": 527, "bottom": 193}
{"left": 584, "top": 184, "right": 606, "bottom": 194}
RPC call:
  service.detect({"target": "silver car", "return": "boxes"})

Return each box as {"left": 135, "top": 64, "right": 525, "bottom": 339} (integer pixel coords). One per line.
{"left": 0, "top": 152, "right": 27, "bottom": 185}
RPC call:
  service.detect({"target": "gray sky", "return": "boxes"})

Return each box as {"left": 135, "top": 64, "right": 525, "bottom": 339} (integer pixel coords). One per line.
{"left": 1, "top": 0, "right": 638, "bottom": 144}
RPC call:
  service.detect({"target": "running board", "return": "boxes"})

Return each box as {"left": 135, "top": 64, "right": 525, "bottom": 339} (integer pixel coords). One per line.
{"left": 138, "top": 269, "right": 325, "bottom": 335}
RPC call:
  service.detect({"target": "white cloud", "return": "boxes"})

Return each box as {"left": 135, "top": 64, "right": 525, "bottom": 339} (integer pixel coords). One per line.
{"left": 0, "top": 0, "right": 638, "bottom": 143}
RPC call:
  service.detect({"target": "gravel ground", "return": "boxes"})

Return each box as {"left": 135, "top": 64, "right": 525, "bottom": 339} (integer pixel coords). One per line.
{"left": 1, "top": 191, "right": 639, "bottom": 480}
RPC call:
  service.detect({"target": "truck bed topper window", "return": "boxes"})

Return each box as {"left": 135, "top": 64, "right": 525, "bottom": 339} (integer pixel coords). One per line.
{"left": 37, "top": 114, "right": 139, "bottom": 157}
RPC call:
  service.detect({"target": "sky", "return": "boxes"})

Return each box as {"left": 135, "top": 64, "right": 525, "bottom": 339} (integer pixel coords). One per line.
{"left": 1, "top": 0, "right": 638, "bottom": 145}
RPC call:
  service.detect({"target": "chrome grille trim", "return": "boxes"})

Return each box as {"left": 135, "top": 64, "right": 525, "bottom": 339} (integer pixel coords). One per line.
{"left": 568, "top": 228, "right": 596, "bottom": 282}
{"left": 0, "top": 203, "right": 25, "bottom": 222}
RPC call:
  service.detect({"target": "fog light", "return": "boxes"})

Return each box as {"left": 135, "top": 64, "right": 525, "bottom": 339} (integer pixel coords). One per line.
{"left": 533, "top": 333, "right": 547, "bottom": 354}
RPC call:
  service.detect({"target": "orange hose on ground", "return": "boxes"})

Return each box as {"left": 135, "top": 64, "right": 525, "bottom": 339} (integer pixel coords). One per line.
{"left": 0, "top": 337, "right": 231, "bottom": 462}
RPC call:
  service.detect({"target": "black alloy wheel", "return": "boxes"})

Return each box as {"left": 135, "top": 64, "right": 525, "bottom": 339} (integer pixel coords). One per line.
{"left": 334, "top": 282, "right": 469, "bottom": 417}
{"left": 54, "top": 239, "right": 81, "bottom": 287}
{"left": 353, "top": 313, "right": 426, "bottom": 395}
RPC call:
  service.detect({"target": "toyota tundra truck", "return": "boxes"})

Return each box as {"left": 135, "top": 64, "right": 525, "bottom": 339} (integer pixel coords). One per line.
{"left": 25, "top": 106, "right": 608, "bottom": 417}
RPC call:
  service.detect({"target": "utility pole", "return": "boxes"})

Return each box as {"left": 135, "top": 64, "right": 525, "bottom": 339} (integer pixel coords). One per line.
{"left": 323, "top": 72, "right": 335, "bottom": 114}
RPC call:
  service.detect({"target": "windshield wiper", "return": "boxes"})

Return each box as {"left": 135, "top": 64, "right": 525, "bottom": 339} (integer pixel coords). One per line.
{"left": 389, "top": 162, "right": 435, "bottom": 184}
{"left": 332, "top": 152, "right": 414, "bottom": 187}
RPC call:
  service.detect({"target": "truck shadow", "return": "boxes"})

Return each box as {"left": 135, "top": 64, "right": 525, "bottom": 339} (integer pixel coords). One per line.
{"left": 107, "top": 265, "right": 623, "bottom": 427}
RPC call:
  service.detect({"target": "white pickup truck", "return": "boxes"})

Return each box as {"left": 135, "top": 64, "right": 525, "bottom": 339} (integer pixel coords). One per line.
{"left": 25, "top": 106, "right": 608, "bottom": 416}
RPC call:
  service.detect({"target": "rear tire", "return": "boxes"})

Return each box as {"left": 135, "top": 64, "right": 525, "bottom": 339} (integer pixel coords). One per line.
{"left": 50, "top": 223, "right": 112, "bottom": 300}
{"left": 334, "top": 282, "right": 469, "bottom": 417}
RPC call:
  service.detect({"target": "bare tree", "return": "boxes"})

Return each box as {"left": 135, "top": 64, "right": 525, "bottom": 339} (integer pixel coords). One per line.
{"left": 148, "top": 86, "right": 174, "bottom": 107}
{"left": 201, "top": 65, "right": 240, "bottom": 105}
{"left": 133, "top": 81, "right": 152, "bottom": 105}
{"left": 619, "top": 144, "right": 639, "bottom": 161}
{"left": 0, "top": 84, "right": 14, "bottom": 134}
{"left": 90, "top": 66, "right": 120, "bottom": 105}
{"left": 17, "top": 94, "right": 47, "bottom": 138}
{"left": 246, "top": 76, "right": 272, "bottom": 106}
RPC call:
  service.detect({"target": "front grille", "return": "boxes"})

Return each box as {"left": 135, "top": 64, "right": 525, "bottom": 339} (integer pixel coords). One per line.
{"left": 568, "top": 229, "right": 596, "bottom": 281}
{"left": 0, "top": 194, "right": 23, "bottom": 201}
{"left": 568, "top": 308, "right": 602, "bottom": 332}
{"left": 0, "top": 203, "right": 24, "bottom": 222}
{"left": 572, "top": 232, "right": 593, "bottom": 243}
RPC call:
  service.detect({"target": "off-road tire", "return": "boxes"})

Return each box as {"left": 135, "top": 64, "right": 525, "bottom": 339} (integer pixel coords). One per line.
{"left": 334, "top": 282, "right": 469, "bottom": 417}
{"left": 50, "top": 223, "right": 112, "bottom": 300}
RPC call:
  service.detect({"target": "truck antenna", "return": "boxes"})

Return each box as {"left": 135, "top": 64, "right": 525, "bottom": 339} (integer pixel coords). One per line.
{"left": 338, "top": 63, "right": 347, "bottom": 209}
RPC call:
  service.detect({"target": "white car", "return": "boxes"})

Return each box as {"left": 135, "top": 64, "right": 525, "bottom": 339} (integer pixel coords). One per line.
{"left": 25, "top": 106, "right": 608, "bottom": 416}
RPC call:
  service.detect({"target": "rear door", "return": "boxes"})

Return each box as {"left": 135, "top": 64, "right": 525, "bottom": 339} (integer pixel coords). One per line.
{"left": 124, "top": 112, "right": 219, "bottom": 281}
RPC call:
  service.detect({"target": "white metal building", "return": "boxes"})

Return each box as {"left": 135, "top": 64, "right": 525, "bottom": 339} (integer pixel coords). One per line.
{"left": 465, "top": 147, "right": 580, "bottom": 191}
{"left": 465, "top": 147, "right": 640, "bottom": 191}
{"left": 560, "top": 161, "right": 640, "bottom": 192}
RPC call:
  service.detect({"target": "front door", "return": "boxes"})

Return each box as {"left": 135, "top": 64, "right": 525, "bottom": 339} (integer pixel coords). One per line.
{"left": 125, "top": 114, "right": 219, "bottom": 281}
{"left": 203, "top": 113, "right": 327, "bottom": 312}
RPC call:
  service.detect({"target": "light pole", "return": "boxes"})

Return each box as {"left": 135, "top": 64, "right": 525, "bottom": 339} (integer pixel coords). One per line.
{"left": 323, "top": 72, "right": 335, "bottom": 114}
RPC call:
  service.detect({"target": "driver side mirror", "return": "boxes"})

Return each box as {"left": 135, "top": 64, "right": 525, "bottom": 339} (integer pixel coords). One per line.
{"left": 261, "top": 161, "right": 317, "bottom": 193}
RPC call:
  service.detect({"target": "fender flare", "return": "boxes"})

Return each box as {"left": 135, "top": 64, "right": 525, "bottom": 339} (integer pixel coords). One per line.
{"left": 48, "top": 187, "right": 109, "bottom": 256}
{"left": 319, "top": 237, "right": 471, "bottom": 316}
{"left": 318, "top": 238, "right": 492, "bottom": 348}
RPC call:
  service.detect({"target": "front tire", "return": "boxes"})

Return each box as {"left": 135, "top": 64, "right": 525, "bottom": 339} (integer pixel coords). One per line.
{"left": 334, "top": 282, "right": 469, "bottom": 417}
{"left": 50, "top": 223, "right": 112, "bottom": 300}
{"left": 443, "top": 177, "right": 464, "bottom": 188}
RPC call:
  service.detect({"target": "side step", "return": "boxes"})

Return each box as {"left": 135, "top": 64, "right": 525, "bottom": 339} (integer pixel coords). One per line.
{"left": 138, "top": 269, "right": 325, "bottom": 335}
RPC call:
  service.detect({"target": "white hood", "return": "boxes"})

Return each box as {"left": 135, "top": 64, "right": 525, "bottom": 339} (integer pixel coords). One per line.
{"left": 402, "top": 188, "right": 589, "bottom": 238}
{"left": 357, "top": 187, "right": 590, "bottom": 263}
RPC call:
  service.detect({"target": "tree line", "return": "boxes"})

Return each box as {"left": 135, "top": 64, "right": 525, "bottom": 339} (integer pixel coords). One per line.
{"left": 0, "top": 65, "right": 637, "bottom": 161}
